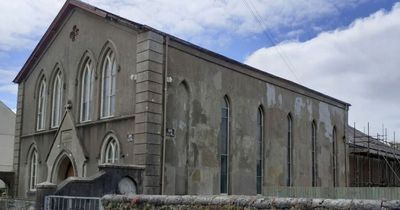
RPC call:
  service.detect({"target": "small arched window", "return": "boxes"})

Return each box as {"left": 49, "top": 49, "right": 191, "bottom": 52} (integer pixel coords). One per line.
{"left": 101, "top": 49, "right": 117, "bottom": 118}
{"left": 220, "top": 96, "right": 230, "bottom": 194}
{"left": 36, "top": 78, "right": 47, "bottom": 131}
{"left": 102, "top": 136, "right": 120, "bottom": 164}
{"left": 29, "top": 149, "right": 38, "bottom": 191}
{"left": 80, "top": 58, "right": 94, "bottom": 122}
{"left": 51, "top": 70, "right": 63, "bottom": 127}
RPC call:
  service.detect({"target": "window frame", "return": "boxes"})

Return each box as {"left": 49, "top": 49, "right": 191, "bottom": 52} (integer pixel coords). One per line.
{"left": 220, "top": 96, "right": 230, "bottom": 194}
{"left": 51, "top": 70, "right": 63, "bottom": 128}
{"left": 256, "top": 107, "right": 264, "bottom": 194}
{"left": 101, "top": 135, "right": 120, "bottom": 164}
{"left": 311, "top": 121, "right": 318, "bottom": 187}
{"left": 28, "top": 149, "right": 38, "bottom": 191}
{"left": 332, "top": 126, "right": 338, "bottom": 187}
{"left": 287, "top": 114, "right": 293, "bottom": 187}
{"left": 36, "top": 78, "right": 47, "bottom": 131}
{"left": 100, "top": 50, "right": 117, "bottom": 119}
{"left": 80, "top": 58, "right": 94, "bottom": 122}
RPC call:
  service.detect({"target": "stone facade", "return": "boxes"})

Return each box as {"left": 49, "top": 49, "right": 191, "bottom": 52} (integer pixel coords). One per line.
{"left": 13, "top": 0, "right": 350, "bottom": 199}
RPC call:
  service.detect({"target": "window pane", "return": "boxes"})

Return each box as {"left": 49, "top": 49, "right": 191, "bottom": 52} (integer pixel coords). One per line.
{"left": 220, "top": 98, "right": 229, "bottom": 194}
{"left": 221, "top": 155, "right": 227, "bottom": 175}
{"left": 256, "top": 160, "right": 262, "bottom": 175}
{"left": 256, "top": 176, "right": 262, "bottom": 194}
{"left": 220, "top": 119, "right": 227, "bottom": 154}
{"left": 220, "top": 154, "right": 228, "bottom": 194}
{"left": 220, "top": 174, "right": 227, "bottom": 194}
{"left": 52, "top": 72, "right": 63, "bottom": 127}
{"left": 81, "top": 62, "right": 93, "bottom": 121}
{"left": 37, "top": 80, "right": 46, "bottom": 130}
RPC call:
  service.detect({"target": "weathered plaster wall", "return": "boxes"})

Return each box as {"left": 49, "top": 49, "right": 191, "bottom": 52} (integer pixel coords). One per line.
{"left": 164, "top": 40, "right": 348, "bottom": 195}
{"left": 17, "top": 9, "right": 139, "bottom": 197}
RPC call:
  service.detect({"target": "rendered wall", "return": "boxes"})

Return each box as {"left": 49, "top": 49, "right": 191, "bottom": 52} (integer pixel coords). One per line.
{"left": 164, "top": 39, "right": 349, "bottom": 195}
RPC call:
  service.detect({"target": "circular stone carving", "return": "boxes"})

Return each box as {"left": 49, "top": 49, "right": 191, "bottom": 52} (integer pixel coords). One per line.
{"left": 118, "top": 177, "right": 137, "bottom": 195}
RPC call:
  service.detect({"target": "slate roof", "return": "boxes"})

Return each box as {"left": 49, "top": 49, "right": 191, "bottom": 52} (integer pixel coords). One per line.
{"left": 348, "top": 125, "right": 400, "bottom": 159}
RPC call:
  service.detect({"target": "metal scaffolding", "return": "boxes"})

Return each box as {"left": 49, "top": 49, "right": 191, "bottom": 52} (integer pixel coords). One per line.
{"left": 349, "top": 123, "right": 400, "bottom": 187}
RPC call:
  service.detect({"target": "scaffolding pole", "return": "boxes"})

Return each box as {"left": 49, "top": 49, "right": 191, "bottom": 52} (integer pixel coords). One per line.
{"left": 368, "top": 123, "right": 371, "bottom": 186}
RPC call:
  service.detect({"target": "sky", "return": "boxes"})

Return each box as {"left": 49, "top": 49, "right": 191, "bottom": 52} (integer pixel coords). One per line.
{"left": 0, "top": 0, "right": 399, "bottom": 139}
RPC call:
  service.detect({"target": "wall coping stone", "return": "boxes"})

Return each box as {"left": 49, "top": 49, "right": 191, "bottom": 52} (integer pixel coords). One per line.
{"left": 101, "top": 194, "right": 400, "bottom": 209}
{"left": 98, "top": 164, "right": 146, "bottom": 170}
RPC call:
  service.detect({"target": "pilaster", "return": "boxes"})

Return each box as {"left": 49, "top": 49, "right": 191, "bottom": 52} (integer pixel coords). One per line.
{"left": 13, "top": 83, "right": 24, "bottom": 197}
{"left": 134, "top": 31, "right": 164, "bottom": 194}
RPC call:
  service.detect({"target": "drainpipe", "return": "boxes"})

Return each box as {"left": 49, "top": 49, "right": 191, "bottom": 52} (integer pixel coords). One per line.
{"left": 161, "top": 35, "right": 169, "bottom": 194}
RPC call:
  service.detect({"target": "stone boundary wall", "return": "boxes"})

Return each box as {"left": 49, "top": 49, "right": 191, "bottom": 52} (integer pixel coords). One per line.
{"left": 102, "top": 195, "right": 400, "bottom": 210}
{"left": 0, "top": 198, "right": 35, "bottom": 210}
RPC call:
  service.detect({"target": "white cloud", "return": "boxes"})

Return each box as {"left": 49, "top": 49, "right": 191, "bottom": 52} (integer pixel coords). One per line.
{"left": 0, "top": 69, "right": 17, "bottom": 94}
{"left": 245, "top": 3, "right": 400, "bottom": 137}
{"left": 0, "top": 0, "right": 65, "bottom": 51}
{"left": 0, "top": 0, "right": 367, "bottom": 52}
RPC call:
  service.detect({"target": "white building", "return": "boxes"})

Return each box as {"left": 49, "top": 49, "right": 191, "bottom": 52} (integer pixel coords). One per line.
{"left": 0, "top": 101, "right": 15, "bottom": 191}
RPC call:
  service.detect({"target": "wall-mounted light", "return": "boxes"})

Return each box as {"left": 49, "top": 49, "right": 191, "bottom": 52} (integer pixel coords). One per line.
{"left": 166, "top": 76, "right": 173, "bottom": 83}
{"left": 127, "top": 133, "right": 134, "bottom": 142}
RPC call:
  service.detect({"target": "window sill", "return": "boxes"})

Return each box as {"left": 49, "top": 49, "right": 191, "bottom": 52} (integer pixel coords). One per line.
{"left": 76, "top": 114, "right": 135, "bottom": 127}
{"left": 22, "top": 129, "right": 57, "bottom": 138}
{"left": 100, "top": 115, "right": 114, "bottom": 120}
{"left": 79, "top": 119, "right": 92, "bottom": 124}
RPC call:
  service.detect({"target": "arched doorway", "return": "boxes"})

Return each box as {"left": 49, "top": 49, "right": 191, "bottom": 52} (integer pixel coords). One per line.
{"left": 54, "top": 155, "right": 76, "bottom": 184}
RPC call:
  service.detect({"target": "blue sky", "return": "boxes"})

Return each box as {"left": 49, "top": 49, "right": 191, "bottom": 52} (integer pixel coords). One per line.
{"left": 0, "top": 0, "right": 399, "bottom": 137}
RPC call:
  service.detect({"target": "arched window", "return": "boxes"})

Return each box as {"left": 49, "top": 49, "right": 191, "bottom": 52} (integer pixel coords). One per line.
{"left": 36, "top": 78, "right": 47, "bottom": 131}
{"left": 29, "top": 149, "right": 38, "bottom": 191}
{"left": 256, "top": 107, "right": 264, "bottom": 194}
{"left": 287, "top": 114, "right": 293, "bottom": 186}
{"left": 332, "top": 127, "right": 337, "bottom": 187}
{"left": 220, "top": 96, "right": 230, "bottom": 194}
{"left": 311, "top": 121, "right": 318, "bottom": 186}
{"left": 51, "top": 70, "right": 63, "bottom": 127}
{"left": 102, "top": 136, "right": 120, "bottom": 164}
{"left": 101, "top": 49, "right": 117, "bottom": 118}
{"left": 80, "top": 58, "right": 94, "bottom": 122}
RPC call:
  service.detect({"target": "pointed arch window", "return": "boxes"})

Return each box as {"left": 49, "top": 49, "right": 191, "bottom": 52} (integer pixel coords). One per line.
{"left": 101, "top": 49, "right": 117, "bottom": 118}
{"left": 287, "top": 114, "right": 293, "bottom": 186}
{"left": 51, "top": 70, "right": 63, "bottom": 127}
{"left": 256, "top": 107, "right": 264, "bottom": 194}
{"left": 311, "top": 121, "right": 318, "bottom": 186}
{"left": 29, "top": 149, "right": 38, "bottom": 191}
{"left": 220, "top": 96, "right": 230, "bottom": 194}
{"left": 102, "top": 136, "right": 120, "bottom": 164}
{"left": 80, "top": 58, "right": 94, "bottom": 122}
{"left": 36, "top": 78, "right": 47, "bottom": 131}
{"left": 332, "top": 127, "right": 337, "bottom": 187}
